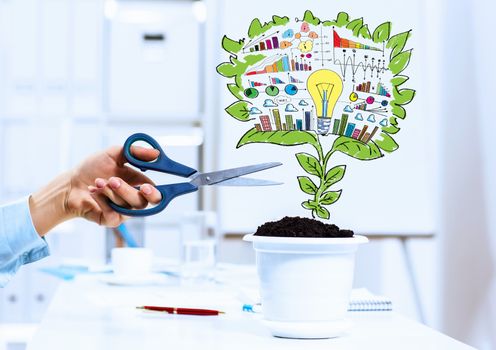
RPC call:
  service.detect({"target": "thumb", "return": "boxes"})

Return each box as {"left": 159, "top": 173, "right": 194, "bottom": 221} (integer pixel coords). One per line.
{"left": 105, "top": 145, "right": 160, "bottom": 166}
{"left": 130, "top": 146, "right": 160, "bottom": 162}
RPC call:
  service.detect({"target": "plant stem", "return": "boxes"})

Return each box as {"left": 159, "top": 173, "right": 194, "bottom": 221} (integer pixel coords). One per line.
{"left": 303, "top": 137, "right": 339, "bottom": 219}
{"left": 310, "top": 140, "right": 335, "bottom": 208}
{"left": 313, "top": 138, "right": 324, "bottom": 164}
{"left": 323, "top": 149, "right": 335, "bottom": 170}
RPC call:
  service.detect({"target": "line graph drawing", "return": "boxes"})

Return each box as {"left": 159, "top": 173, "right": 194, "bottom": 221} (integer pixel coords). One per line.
{"left": 332, "top": 51, "right": 387, "bottom": 82}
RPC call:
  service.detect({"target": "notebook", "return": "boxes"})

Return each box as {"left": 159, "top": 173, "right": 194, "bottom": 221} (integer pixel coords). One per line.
{"left": 241, "top": 288, "right": 392, "bottom": 313}
{"left": 348, "top": 288, "right": 393, "bottom": 312}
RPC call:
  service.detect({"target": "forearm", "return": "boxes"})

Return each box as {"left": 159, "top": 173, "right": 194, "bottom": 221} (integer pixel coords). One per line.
{"left": 0, "top": 198, "right": 50, "bottom": 286}
{"left": 29, "top": 171, "right": 74, "bottom": 236}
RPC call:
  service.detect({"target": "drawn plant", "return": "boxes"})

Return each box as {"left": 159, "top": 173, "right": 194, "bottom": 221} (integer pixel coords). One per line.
{"left": 217, "top": 10, "right": 415, "bottom": 219}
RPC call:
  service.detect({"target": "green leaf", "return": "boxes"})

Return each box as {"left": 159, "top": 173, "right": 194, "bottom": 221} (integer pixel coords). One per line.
{"left": 315, "top": 205, "right": 330, "bottom": 220}
{"left": 391, "top": 75, "right": 409, "bottom": 87}
{"left": 303, "top": 10, "right": 320, "bottom": 25}
{"left": 320, "top": 191, "right": 342, "bottom": 205}
{"left": 272, "top": 15, "right": 289, "bottom": 26}
{"left": 331, "top": 136, "right": 383, "bottom": 161}
{"left": 301, "top": 200, "right": 318, "bottom": 210}
{"left": 295, "top": 153, "right": 323, "bottom": 177}
{"left": 217, "top": 54, "right": 266, "bottom": 78}
{"left": 386, "top": 30, "right": 411, "bottom": 59}
{"left": 390, "top": 116, "right": 399, "bottom": 126}
{"left": 298, "top": 176, "right": 318, "bottom": 195}
{"left": 382, "top": 124, "right": 400, "bottom": 134}
{"left": 247, "top": 16, "right": 289, "bottom": 38}
{"left": 375, "top": 132, "right": 399, "bottom": 153}
{"left": 323, "top": 165, "right": 346, "bottom": 190}
{"left": 216, "top": 62, "right": 236, "bottom": 78}
{"left": 237, "top": 128, "right": 320, "bottom": 149}
{"left": 248, "top": 18, "right": 264, "bottom": 38}
{"left": 389, "top": 50, "right": 412, "bottom": 75}
{"left": 225, "top": 101, "right": 251, "bottom": 122}
{"left": 391, "top": 101, "right": 406, "bottom": 119}
{"left": 227, "top": 83, "right": 243, "bottom": 100}
{"left": 346, "top": 18, "right": 363, "bottom": 37}
{"left": 359, "top": 24, "right": 372, "bottom": 39}
{"left": 372, "top": 22, "right": 391, "bottom": 43}
{"left": 393, "top": 87, "right": 416, "bottom": 106}
{"left": 323, "top": 12, "right": 350, "bottom": 27}
{"left": 221, "top": 36, "right": 244, "bottom": 55}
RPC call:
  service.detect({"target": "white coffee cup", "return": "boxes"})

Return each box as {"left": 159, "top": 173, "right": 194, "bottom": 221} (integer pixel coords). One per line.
{"left": 111, "top": 248, "right": 153, "bottom": 277}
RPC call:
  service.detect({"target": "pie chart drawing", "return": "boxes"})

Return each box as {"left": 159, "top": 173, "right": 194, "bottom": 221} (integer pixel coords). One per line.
{"left": 244, "top": 88, "right": 259, "bottom": 99}
{"left": 265, "top": 85, "right": 280, "bottom": 96}
{"left": 285, "top": 84, "right": 298, "bottom": 96}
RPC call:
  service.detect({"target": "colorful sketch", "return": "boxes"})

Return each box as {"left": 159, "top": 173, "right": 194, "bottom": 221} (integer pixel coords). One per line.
{"left": 217, "top": 11, "right": 415, "bottom": 220}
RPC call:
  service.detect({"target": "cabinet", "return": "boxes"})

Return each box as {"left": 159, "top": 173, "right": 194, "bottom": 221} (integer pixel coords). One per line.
{"left": 108, "top": 1, "right": 201, "bottom": 118}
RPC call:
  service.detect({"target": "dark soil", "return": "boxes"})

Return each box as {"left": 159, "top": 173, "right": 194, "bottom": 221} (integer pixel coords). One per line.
{"left": 254, "top": 216, "right": 354, "bottom": 238}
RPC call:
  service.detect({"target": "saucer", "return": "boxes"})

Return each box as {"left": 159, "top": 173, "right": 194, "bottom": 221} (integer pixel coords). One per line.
{"left": 99, "top": 273, "right": 169, "bottom": 286}
{"left": 261, "top": 318, "right": 352, "bottom": 339}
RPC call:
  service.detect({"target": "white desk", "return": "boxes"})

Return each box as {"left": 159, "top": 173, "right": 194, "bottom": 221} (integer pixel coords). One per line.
{"left": 28, "top": 266, "right": 474, "bottom": 350}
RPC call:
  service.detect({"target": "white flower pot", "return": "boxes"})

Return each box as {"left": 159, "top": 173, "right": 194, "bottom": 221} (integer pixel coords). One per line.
{"left": 243, "top": 234, "right": 368, "bottom": 339}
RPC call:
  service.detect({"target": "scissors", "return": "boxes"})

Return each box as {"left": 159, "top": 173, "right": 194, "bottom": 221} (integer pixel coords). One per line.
{"left": 108, "top": 133, "right": 283, "bottom": 217}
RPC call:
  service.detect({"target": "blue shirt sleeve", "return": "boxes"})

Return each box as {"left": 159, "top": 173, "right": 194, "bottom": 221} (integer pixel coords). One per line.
{"left": 0, "top": 197, "right": 50, "bottom": 287}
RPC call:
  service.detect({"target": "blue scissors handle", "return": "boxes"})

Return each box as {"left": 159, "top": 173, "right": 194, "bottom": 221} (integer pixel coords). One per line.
{"left": 108, "top": 133, "right": 198, "bottom": 217}
{"left": 123, "top": 133, "right": 197, "bottom": 177}
{"left": 108, "top": 182, "right": 198, "bottom": 217}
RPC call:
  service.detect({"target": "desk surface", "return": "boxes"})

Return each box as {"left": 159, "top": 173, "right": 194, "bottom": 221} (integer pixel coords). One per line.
{"left": 28, "top": 266, "right": 473, "bottom": 350}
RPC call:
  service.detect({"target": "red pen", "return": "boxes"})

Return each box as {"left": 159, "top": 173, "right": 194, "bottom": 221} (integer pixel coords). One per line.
{"left": 136, "top": 306, "right": 224, "bottom": 316}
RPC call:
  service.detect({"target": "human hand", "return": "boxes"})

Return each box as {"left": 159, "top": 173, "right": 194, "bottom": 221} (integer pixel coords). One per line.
{"left": 70, "top": 146, "right": 162, "bottom": 226}
{"left": 30, "top": 145, "right": 162, "bottom": 236}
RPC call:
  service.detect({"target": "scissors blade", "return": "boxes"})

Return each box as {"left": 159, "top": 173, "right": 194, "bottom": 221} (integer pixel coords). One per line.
{"left": 215, "top": 177, "right": 283, "bottom": 186}
{"left": 190, "top": 162, "right": 282, "bottom": 187}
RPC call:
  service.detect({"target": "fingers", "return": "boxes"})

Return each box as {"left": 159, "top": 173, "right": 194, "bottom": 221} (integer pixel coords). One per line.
{"left": 89, "top": 177, "right": 162, "bottom": 211}
{"left": 117, "top": 165, "right": 155, "bottom": 187}
{"left": 139, "top": 184, "right": 162, "bottom": 204}
{"left": 92, "top": 178, "right": 128, "bottom": 207}
{"left": 107, "top": 177, "right": 149, "bottom": 209}
{"left": 90, "top": 192, "right": 126, "bottom": 227}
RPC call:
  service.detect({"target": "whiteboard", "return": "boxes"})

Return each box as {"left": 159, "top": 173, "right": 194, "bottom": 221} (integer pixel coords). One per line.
{"left": 215, "top": 0, "right": 438, "bottom": 235}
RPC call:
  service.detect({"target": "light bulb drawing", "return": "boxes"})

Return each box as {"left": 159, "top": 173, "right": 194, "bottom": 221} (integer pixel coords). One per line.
{"left": 306, "top": 70, "right": 343, "bottom": 118}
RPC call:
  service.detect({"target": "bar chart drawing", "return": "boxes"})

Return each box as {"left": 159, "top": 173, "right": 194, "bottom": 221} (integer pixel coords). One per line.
{"left": 333, "top": 30, "right": 382, "bottom": 51}
{"left": 355, "top": 81, "right": 371, "bottom": 93}
{"left": 355, "top": 102, "right": 367, "bottom": 111}
{"left": 327, "top": 113, "right": 378, "bottom": 144}
{"left": 249, "top": 80, "right": 266, "bottom": 87}
{"left": 272, "top": 109, "right": 282, "bottom": 130}
{"left": 270, "top": 77, "right": 285, "bottom": 84}
{"left": 244, "top": 35, "right": 280, "bottom": 53}
{"left": 289, "top": 75, "right": 304, "bottom": 83}
{"left": 355, "top": 81, "right": 391, "bottom": 98}
{"left": 376, "top": 82, "right": 391, "bottom": 97}
{"left": 246, "top": 55, "right": 312, "bottom": 76}
{"left": 259, "top": 115, "right": 272, "bottom": 131}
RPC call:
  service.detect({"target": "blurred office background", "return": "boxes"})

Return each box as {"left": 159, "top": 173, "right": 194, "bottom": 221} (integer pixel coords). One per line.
{"left": 0, "top": 0, "right": 494, "bottom": 349}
